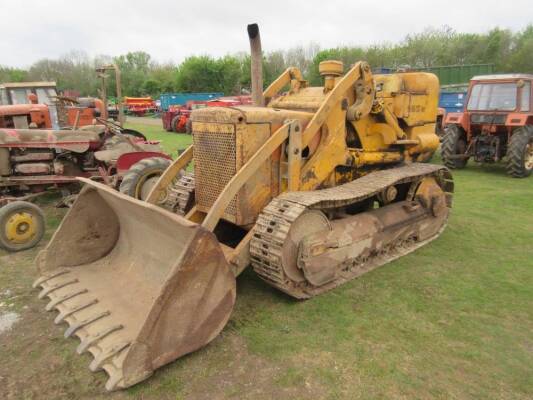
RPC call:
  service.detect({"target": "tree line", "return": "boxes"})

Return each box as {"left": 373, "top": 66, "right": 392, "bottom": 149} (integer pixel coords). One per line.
{"left": 1, "top": 25, "right": 532, "bottom": 99}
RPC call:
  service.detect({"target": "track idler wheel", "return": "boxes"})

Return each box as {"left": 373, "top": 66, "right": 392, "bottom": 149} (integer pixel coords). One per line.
{"left": 296, "top": 178, "right": 448, "bottom": 291}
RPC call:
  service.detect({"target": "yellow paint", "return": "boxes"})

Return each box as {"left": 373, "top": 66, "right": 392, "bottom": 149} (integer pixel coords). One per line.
{"left": 351, "top": 150, "right": 403, "bottom": 167}
{"left": 183, "top": 60, "right": 442, "bottom": 229}
{"left": 5, "top": 212, "right": 36, "bottom": 244}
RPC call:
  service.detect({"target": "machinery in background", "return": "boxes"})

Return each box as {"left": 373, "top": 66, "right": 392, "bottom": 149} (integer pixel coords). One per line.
{"left": 0, "top": 64, "right": 125, "bottom": 130}
{"left": 0, "top": 119, "right": 170, "bottom": 252}
{"left": 0, "top": 81, "right": 106, "bottom": 130}
{"left": 0, "top": 81, "right": 78, "bottom": 129}
{"left": 95, "top": 64, "right": 124, "bottom": 126}
{"left": 442, "top": 74, "right": 533, "bottom": 177}
{"left": 435, "top": 88, "right": 467, "bottom": 136}
{"left": 162, "top": 96, "right": 252, "bottom": 133}
{"left": 123, "top": 97, "right": 157, "bottom": 116}
{"left": 33, "top": 24, "right": 453, "bottom": 391}
{"left": 159, "top": 92, "right": 223, "bottom": 112}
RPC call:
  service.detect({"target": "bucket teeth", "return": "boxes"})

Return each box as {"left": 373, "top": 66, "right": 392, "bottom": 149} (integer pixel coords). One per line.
{"left": 45, "top": 289, "right": 88, "bottom": 311}
{"left": 64, "top": 311, "right": 111, "bottom": 338}
{"left": 35, "top": 273, "right": 132, "bottom": 390}
{"left": 38, "top": 279, "right": 79, "bottom": 299}
{"left": 54, "top": 299, "right": 98, "bottom": 324}
{"left": 105, "top": 371, "right": 125, "bottom": 392}
{"left": 77, "top": 324, "right": 124, "bottom": 354}
{"left": 89, "top": 342, "right": 130, "bottom": 372}
{"left": 32, "top": 269, "right": 70, "bottom": 288}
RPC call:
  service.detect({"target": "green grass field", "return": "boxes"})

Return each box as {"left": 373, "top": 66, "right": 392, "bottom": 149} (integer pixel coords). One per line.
{"left": 127, "top": 121, "right": 193, "bottom": 157}
{"left": 0, "top": 122, "right": 532, "bottom": 399}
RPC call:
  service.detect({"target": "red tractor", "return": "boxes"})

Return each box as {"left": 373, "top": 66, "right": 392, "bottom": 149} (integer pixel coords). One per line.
{"left": 0, "top": 81, "right": 106, "bottom": 130}
{"left": 0, "top": 120, "right": 171, "bottom": 252}
{"left": 442, "top": 74, "right": 533, "bottom": 177}
{"left": 162, "top": 103, "right": 193, "bottom": 133}
{"left": 162, "top": 96, "right": 252, "bottom": 133}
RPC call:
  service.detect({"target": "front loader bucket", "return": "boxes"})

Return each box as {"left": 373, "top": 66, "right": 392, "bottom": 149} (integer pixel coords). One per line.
{"left": 33, "top": 179, "right": 236, "bottom": 390}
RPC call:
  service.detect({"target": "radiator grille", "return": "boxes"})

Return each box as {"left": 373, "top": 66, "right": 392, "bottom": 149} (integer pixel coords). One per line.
{"left": 470, "top": 113, "right": 507, "bottom": 125}
{"left": 193, "top": 124, "right": 239, "bottom": 219}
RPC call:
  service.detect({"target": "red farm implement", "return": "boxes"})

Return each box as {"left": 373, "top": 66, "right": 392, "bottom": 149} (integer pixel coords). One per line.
{"left": 124, "top": 97, "right": 157, "bottom": 116}
{"left": 0, "top": 119, "right": 171, "bottom": 252}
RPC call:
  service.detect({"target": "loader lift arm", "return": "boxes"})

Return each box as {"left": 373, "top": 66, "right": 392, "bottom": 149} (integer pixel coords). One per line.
{"left": 146, "top": 60, "right": 376, "bottom": 224}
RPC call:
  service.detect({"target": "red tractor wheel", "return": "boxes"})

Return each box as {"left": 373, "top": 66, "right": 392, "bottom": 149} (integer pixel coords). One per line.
{"left": 185, "top": 118, "right": 193, "bottom": 135}
{"left": 170, "top": 115, "right": 181, "bottom": 133}
{"left": 164, "top": 118, "right": 174, "bottom": 132}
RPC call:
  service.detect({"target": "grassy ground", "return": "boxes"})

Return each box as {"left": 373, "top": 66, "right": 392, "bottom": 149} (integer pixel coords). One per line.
{"left": 0, "top": 122, "right": 532, "bottom": 399}
{"left": 127, "top": 120, "right": 192, "bottom": 158}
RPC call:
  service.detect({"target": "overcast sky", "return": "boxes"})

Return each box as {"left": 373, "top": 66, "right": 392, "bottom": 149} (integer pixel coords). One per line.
{"left": 1, "top": 0, "right": 532, "bottom": 68}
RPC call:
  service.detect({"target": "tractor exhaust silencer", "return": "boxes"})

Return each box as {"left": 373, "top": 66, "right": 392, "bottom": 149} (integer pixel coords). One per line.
{"left": 247, "top": 23, "right": 264, "bottom": 107}
{"left": 33, "top": 179, "right": 236, "bottom": 390}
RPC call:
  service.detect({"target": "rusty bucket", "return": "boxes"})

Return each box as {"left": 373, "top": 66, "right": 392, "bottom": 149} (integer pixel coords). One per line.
{"left": 33, "top": 179, "right": 236, "bottom": 390}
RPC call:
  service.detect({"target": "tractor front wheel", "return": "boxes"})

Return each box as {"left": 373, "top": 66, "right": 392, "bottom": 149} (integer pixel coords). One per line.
{"left": 119, "top": 157, "right": 172, "bottom": 200}
{"left": 506, "top": 125, "right": 533, "bottom": 178}
{"left": 0, "top": 201, "right": 45, "bottom": 252}
{"left": 441, "top": 124, "right": 469, "bottom": 169}
{"left": 170, "top": 115, "right": 181, "bottom": 133}
{"left": 185, "top": 118, "right": 192, "bottom": 135}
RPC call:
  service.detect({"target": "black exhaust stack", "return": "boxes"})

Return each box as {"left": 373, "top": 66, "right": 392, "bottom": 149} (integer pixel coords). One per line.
{"left": 247, "top": 23, "right": 264, "bottom": 107}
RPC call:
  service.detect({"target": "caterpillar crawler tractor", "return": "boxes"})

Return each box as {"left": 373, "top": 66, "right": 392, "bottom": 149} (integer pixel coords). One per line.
{"left": 33, "top": 24, "right": 454, "bottom": 391}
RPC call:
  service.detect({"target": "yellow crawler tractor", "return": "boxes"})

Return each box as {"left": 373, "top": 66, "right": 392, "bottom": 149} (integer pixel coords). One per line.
{"left": 33, "top": 25, "right": 453, "bottom": 390}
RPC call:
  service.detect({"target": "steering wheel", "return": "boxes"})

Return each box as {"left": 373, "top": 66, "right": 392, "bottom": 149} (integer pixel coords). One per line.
{"left": 95, "top": 117, "right": 147, "bottom": 141}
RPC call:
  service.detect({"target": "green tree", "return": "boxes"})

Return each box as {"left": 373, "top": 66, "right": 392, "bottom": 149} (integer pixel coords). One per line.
{"left": 175, "top": 55, "right": 243, "bottom": 95}
{"left": 4, "top": 24, "right": 533, "bottom": 99}
{"left": 508, "top": 25, "right": 533, "bottom": 73}
{"left": 175, "top": 56, "right": 221, "bottom": 92}
{"left": 483, "top": 28, "right": 513, "bottom": 70}
{"left": 114, "top": 51, "right": 153, "bottom": 96}
{"left": 218, "top": 55, "right": 243, "bottom": 94}
{"left": 0, "top": 66, "right": 28, "bottom": 82}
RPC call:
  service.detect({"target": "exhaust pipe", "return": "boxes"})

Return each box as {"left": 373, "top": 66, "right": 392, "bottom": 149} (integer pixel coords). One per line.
{"left": 247, "top": 23, "right": 264, "bottom": 107}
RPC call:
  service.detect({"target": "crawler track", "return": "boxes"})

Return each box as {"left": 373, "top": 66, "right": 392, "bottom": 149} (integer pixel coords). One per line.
{"left": 250, "top": 163, "right": 454, "bottom": 299}
{"left": 160, "top": 171, "right": 195, "bottom": 215}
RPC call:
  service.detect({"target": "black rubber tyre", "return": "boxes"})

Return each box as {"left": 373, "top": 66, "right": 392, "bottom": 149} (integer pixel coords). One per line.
{"left": 506, "top": 125, "right": 533, "bottom": 178}
{"left": 119, "top": 157, "right": 172, "bottom": 200}
{"left": 185, "top": 118, "right": 192, "bottom": 135}
{"left": 170, "top": 115, "right": 181, "bottom": 133}
{"left": 441, "top": 124, "right": 469, "bottom": 169}
{"left": 0, "top": 201, "right": 45, "bottom": 252}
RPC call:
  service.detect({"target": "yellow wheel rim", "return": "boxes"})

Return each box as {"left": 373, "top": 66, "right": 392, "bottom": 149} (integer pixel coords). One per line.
{"left": 134, "top": 169, "right": 162, "bottom": 200}
{"left": 5, "top": 212, "right": 37, "bottom": 244}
